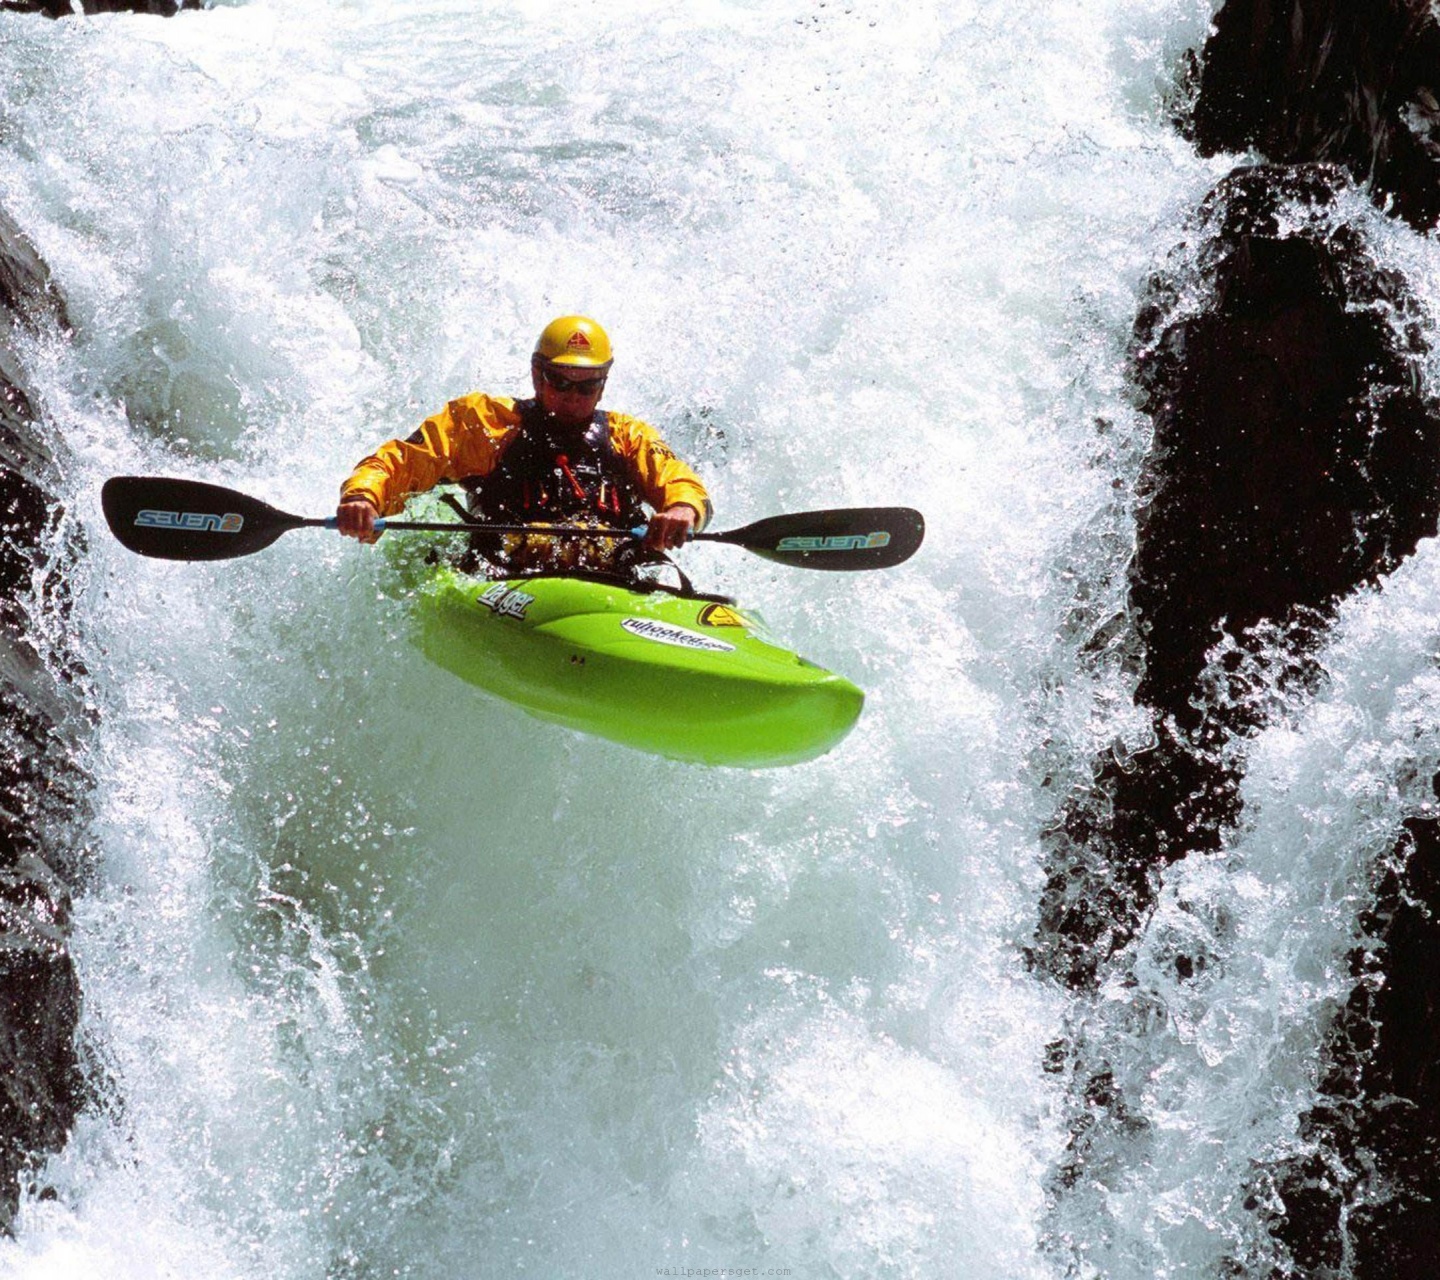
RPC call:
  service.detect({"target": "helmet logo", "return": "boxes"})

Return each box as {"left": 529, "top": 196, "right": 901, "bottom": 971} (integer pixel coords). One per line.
{"left": 566, "top": 331, "right": 592, "bottom": 352}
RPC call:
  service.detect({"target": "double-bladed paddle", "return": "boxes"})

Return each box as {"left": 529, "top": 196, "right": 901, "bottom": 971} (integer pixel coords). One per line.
{"left": 100, "top": 476, "right": 924, "bottom": 572}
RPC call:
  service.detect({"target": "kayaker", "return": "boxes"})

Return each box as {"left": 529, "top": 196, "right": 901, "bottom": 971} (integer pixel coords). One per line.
{"left": 335, "top": 315, "right": 711, "bottom": 575}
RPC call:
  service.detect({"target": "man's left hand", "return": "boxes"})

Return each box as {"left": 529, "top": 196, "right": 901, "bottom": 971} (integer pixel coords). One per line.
{"left": 644, "top": 503, "right": 699, "bottom": 551}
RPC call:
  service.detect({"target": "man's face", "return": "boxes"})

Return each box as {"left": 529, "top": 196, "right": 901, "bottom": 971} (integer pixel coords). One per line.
{"left": 533, "top": 360, "right": 608, "bottom": 428}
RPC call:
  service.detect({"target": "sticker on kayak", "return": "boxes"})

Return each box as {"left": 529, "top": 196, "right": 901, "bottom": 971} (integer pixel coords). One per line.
{"left": 621, "top": 617, "right": 735, "bottom": 652}
{"left": 698, "top": 604, "right": 747, "bottom": 628}
{"left": 477, "top": 583, "right": 536, "bottom": 620}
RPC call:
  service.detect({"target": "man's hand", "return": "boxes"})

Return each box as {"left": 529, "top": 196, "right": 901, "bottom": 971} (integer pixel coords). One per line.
{"left": 644, "top": 502, "right": 699, "bottom": 551}
{"left": 336, "top": 497, "right": 382, "bottom": 543}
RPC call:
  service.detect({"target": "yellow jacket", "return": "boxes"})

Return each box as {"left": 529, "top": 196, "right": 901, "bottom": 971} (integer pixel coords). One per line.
{"left": 340, "top": 393, "right": 711, "bottom": 526}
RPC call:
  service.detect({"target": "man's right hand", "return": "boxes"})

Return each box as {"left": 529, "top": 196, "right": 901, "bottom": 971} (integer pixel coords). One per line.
{"left": 336, "top": 497, "right": 382, "bottom": 543}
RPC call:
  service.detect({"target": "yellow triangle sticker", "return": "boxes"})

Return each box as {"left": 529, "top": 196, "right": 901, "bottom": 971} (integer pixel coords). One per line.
{"left": 698, "top": 604, "right": 747, "bottom": 628}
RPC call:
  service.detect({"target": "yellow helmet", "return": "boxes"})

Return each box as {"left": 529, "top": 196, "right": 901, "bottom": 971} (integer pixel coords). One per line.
{"left": 533, "top": 315, "right": 614, "bottom": 371}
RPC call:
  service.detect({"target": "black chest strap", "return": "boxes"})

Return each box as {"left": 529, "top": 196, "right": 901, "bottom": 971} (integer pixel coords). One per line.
{"left": 462, "top": 401, "right": 647, "bottom": 525}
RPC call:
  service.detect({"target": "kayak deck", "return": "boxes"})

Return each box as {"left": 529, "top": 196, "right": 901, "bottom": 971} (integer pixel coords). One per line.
{"left": 414, "top": 569, "right": 864, "bottom": 767}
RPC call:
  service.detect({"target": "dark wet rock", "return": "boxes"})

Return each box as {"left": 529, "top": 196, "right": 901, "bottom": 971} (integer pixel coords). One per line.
{"left": 1187, "top": 0, "right": 1440, "bottom": 232}
{"left": 0, "top": 855, "right": 83, "bottom": 1219}
{"left": 1031, "top": 721, "right": 1241, "bottom": 990}
{"left": 1261, "top": 804, "right": 1440, "bottom": 1277}
{"left": 0, "top": 0, "right": 200, "bottom": 15}
{"left": 1119, "top": 164, "right": 1440, "bottom": 1280}
{"left": 1167, "top": 6, "right": 1440, "bottom": 1272}
{"left": 1032, "top": 164, "right": 1440, "bottom": 991}
{"left": 1039, "top": 3, "right": 1440, "bottom": 1272}
{"left": 1129, "top": 165, "right": 1440, "bottom": 722}
{"left": 0, "top": 203, "right": 86, "bottom": 1228}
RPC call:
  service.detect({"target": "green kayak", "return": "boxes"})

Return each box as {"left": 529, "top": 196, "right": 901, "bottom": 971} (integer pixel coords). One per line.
{"left": 414, "top": 568, "right": 864, "bottom": 767}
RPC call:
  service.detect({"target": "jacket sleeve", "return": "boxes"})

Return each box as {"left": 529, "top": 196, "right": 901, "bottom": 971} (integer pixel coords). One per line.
{"left": 339, "top": 394, "right": 518, "bottom": 516}
{"left": 607, "top": 414, "right": 713, "bottom": 529}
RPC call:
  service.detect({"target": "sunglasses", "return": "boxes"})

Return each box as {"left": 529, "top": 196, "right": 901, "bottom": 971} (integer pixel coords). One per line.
{"left": 540, "top": 366, "right": 608, "bottom": 395}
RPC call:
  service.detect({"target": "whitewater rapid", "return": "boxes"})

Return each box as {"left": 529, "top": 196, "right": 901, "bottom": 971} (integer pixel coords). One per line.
{"left": 9, "top": 0, "right": 1440, "bottom": 1276}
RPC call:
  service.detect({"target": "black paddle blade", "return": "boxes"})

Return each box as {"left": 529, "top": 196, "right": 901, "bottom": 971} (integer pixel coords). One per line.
{"left": 101, "top": 476, "right": 307, "bottom": 561}
{"left": 713, "top": 507, "right": 925, "bottom": 571}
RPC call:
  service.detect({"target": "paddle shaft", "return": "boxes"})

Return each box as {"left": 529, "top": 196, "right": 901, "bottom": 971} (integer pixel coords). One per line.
{"left": 352, "top": 519, "right": 847, "bottom": 544}
{"left": 343, "top": 517, "right": 645, "bottom": 538}
{"left": 326, "top": 515, "right": 910, "bottom": 559}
